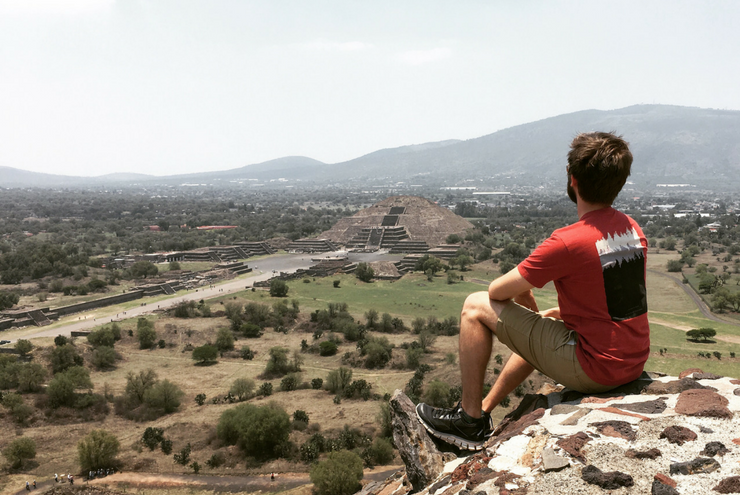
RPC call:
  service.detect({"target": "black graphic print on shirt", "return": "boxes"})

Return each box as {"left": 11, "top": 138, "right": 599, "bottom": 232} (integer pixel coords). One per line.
{"left": 595, "top": 228, "right": 648, "bottom": 321}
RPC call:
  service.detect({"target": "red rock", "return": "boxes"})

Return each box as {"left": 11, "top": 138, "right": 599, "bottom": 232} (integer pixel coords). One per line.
{"left": 654, "top": 473, "right": 677, "bottom": 488}
{"left": 732, "top": 438, "right": 740, "bottom": 446}
{"left": 660, "top": 425, "right": 697, "bottom": 445}
{"left": 675, "top": 389, "right": 733, "bottom": 419}
{"left": 556, "top": 432, "right": 591, "bottom": 463}
{"left": 714, "top": 476, "right": 740, "bottom": 493}
{"left": 730, "top": 379, "right": 740, "bottom": 385}
{"left": 680, "top": 368, "right": 704, "bottom": 379}
{"left": 626, "top": 448, "right": 662, "bottom": 460}
{"left": 581, "top": 395, "right": 624, "bottom": 404}
{"left": 590, "top": 420, "right": 637, "bottom": 441}
{"left": 600, "top": 406, "right": 651, "bottom": 421}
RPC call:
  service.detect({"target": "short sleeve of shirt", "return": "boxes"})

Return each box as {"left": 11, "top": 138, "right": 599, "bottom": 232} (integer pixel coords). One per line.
{"left": 517, "top": 234, "right": 571, "bottom": 288}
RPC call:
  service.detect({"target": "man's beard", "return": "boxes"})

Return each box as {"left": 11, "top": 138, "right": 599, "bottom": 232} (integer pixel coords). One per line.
{"left": 567, "top": 175, "right": 577, "bottom": 204}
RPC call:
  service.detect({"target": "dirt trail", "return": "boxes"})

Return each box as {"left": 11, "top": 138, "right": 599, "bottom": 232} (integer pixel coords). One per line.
{"left": 14, "top": 466, "right": 404, "bottom": 495}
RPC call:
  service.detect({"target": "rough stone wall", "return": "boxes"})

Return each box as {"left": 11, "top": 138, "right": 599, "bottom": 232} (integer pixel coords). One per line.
{"left": 365, "top": 369, "right": 740, "bottom": 495}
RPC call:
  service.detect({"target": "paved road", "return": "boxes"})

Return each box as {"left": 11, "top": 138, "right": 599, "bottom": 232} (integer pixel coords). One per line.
{"left": 2, "top": 251, "right": 404, "bottom": 344}
{"left": 647, "top": 269, "right": 740, "bottom": 327}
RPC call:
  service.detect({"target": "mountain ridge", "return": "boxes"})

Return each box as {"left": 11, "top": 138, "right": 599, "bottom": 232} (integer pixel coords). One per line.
{"left": 2, "top": 104, "right": 739, "bottom": 188}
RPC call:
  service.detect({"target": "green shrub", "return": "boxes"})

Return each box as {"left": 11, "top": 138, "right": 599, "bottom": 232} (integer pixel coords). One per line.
{"left": 362, "top": 437, "right": 394, "bottom": 467}
{"left": 15, "top": 339, "right": 33, "bottom": 357}
{"left": 240, "top": 346, "right": 255, "bottom": 360}
{"left": 136, "top": 318, "right": 157, "bottom": 349}
{"left": 259, "top": 382, "right": 273, "bottom": 396}
{"left": 215, "top": 327, "right": 235, "bottom": 352}
{"left": 142, "top": 427, "right": 164, "bottom": 451}
{"left": 406, "top": 347, "right": 424, "bottom": 369}
{"left": 269, "top": 279, "right": 289, "bottom": 297}
{"left": 174, "top": 443, "right": 191, "bottom": 465}
{"left": 195, "top": 393, "right": 206, "bottom": 406}
{"left": 17, "top": 362, "right": 46, "bottom": 393}
{"left": 310, "top": 450, "right": 364, "bottom": 495}
{"left": 47, "top": 366, "right": 93, "bottom": 408}
{"left": 192, "top": 344, "right": 218, "bottom": 364}
{"left": 143, "top": 379, "right": 184, "bottom": 414}
{"left": 87, "top": 327, "right": 116, "bottom": 348}
{"left": 229, "top": 378, "right": 255, "bottom": 401}
{"left": 54, "top": 335, "right": 69, "bottom": 347}
{"left": 77, "top": 430, "right": 120, "bottom": 471}
{"left": 216, "top": 402, "right": 291, "bottom": 460}
{"left": 422, "top": 379, "right": 451, "bottom": 407}
{"left": 363, "top": 337, "right": 393, "bottom": 369}
{"left": 319, "top": 340, "right": 338, "bottom": 356}
{"left": 2, "top": 437, "right": 36, "bottom": 469}
{"left": 311, "top": 378, "right": 323, "bottom": 390}
{"left": 293, "top": 410, "right": 309, "bottom": 424}
{"left": 92, "top": 346, "right": 118, "bottom": 370}
{"left": 280, "top": 373, "right": 300, "bottom": 392}
{"left": 50, "top": 344, "right": 84, "bottom": 374}
{"left": 326, "top": 367, "right": 353, "bottom": 394}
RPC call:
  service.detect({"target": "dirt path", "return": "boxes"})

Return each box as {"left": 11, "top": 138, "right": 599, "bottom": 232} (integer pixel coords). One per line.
{"left": 15, "top": 466, "right": 403, "bottom": 495}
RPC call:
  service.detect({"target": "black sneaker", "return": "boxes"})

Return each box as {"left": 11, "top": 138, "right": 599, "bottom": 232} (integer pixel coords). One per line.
{"left": 416, "top": 402, "right": 491, "bottom": 451}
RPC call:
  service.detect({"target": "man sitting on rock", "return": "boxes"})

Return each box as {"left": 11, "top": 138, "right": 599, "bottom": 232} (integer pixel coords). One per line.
{"left": 417, "top": 132, "right": 650, "bottom": 451}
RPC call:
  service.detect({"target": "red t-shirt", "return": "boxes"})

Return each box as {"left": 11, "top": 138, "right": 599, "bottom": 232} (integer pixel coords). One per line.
{"left": 517, "top": 207, "right": 649, "bottom": 386}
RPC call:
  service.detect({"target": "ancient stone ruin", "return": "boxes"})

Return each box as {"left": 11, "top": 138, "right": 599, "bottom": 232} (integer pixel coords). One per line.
{"left": 362, "top": 369, "right": 740, "bottom": 495}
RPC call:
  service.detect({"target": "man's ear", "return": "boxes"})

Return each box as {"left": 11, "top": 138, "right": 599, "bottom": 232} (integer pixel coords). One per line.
{"left": 569, "top": 175, "right": 578, "bottom": 190}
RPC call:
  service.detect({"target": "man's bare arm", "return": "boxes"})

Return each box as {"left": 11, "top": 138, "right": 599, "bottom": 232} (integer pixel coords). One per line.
{"left": 488, "top": 267, "right": 536, "bottom": 305}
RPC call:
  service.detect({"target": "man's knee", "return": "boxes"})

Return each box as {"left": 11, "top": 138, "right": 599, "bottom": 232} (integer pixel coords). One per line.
{"left": 462, "top": 291, "right": 504, "bottom": 330}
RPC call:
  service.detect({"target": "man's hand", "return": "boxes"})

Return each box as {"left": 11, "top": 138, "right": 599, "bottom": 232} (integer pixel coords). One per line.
{"left": 513, "top": 290, "right": 538, "bottom": 312}
{"left": 540, "top": 307, "right": 561, "bottom": 320}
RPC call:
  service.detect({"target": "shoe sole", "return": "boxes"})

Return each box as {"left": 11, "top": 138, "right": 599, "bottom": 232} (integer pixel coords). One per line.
{"left": 415, "top": 404, "right": 487, "bottom": 451}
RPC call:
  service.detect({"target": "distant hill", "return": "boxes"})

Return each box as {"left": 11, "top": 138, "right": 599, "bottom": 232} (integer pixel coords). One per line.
{"left": 2, "top": 105, "right": 739, "bottom": 188}
{"left": 320, "top": 105, "right": 740, "bottom": 187}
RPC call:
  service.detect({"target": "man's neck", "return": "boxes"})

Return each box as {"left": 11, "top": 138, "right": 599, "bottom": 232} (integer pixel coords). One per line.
{"left": 577, "top": 200, "right": 611, "bottom": 219}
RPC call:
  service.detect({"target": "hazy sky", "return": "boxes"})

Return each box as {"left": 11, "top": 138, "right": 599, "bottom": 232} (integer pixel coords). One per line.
{"left": 1, "top": 0, "right": 739, "bottom": 177}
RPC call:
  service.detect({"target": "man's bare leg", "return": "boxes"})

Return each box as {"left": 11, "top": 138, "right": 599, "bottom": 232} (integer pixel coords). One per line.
{"left": 482, "top": 354, "right": 534, "bottom": 412}
{"left": 459, "top": 291, "right": 539, "bottom": 418}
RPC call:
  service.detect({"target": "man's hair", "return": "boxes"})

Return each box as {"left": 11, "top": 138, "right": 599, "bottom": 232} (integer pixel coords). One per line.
{"left": 567, "top": 131, "right": 633, "bottom": 205}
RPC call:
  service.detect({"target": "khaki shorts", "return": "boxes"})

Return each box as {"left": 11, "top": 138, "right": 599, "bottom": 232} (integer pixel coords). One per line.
{"left": 496, "top": 302, "right": 614, "bottom": 394}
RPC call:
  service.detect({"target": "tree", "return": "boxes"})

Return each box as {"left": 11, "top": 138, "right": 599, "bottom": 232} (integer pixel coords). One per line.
{"left": 310, "top": 450, "right": 364, "bottom": 495}
{"left": 364, "top": 309, "right": 378, "bottom": 329}
{"left": 264, "top": 346, "right": 293, "bottom": 376}
{"left": 326, "top": 367, "right": 353, "bottom": 394}
{"left": 144, "top": 379, "right": 185, "bottom": 414}
{"left": 136, "top": 318, "right": 157, "bottom": 349}
{"left": 687, "top": 327, "right": 717, "bottom": 342}
{"left": 269, "top": 279, "right": 289, "bottom": 297}
{"left": 87, "top": 327, "right": 116, "bottom": 348}
{"left": 15, "top": 339, "right": 33, "bottom": 357}
{"left": 192, "top": 344, "right": 218, "bottom": 365}
{"left": 355, "top": 263, "right": 374, "bottom": 282}
{"left": 17, "top": 363, "right": 46, "bottom": 393}
{"left": 54, "top": 335, "right": 68, "bottom": 347}
{"left": 125, "top": 369, "right": 158, "bottom": 404}
{"left": 50, "top": 344, "right": 84, "bottom": 374}
{"left": 0, "top": 291, "right": 20, "bottom": 311}
{"left": 422, "top": 379, "right": 451, "bottom": 407}
{"left": 216, "top": 402, "right": 291, "bottom": 460}
{"left": 77, "top": 430, "right": 120, "bottom": 471}
{"left": 229, "top": 378, "right": 256, "bottom": 401}
{"left": 666, "top": 259, "right": 683, "bottom": 272}
{"left": 47, "top": 366, "right": 93, "bottom": 408}
{"left": 169, "top": 260, "right": 181, "bottom": 271}
{"left": 215, "top": 327, "right": 235, "bottom": 352}
{"left": 92, "top": 346, "right": 118, "bottom": 370}
{"left": 2, "top": 437, "right": 36, "bottom": 469}
{"left": 414, "top": 255, "right": 444, "bottom": 277}
{"left": 130, "top": 261, "right": 158, "bottom": 279}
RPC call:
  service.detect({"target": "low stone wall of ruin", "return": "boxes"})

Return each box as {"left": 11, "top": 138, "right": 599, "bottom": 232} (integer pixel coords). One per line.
{"left": 54, "top": 290, "right": 145, "bottom": 317}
